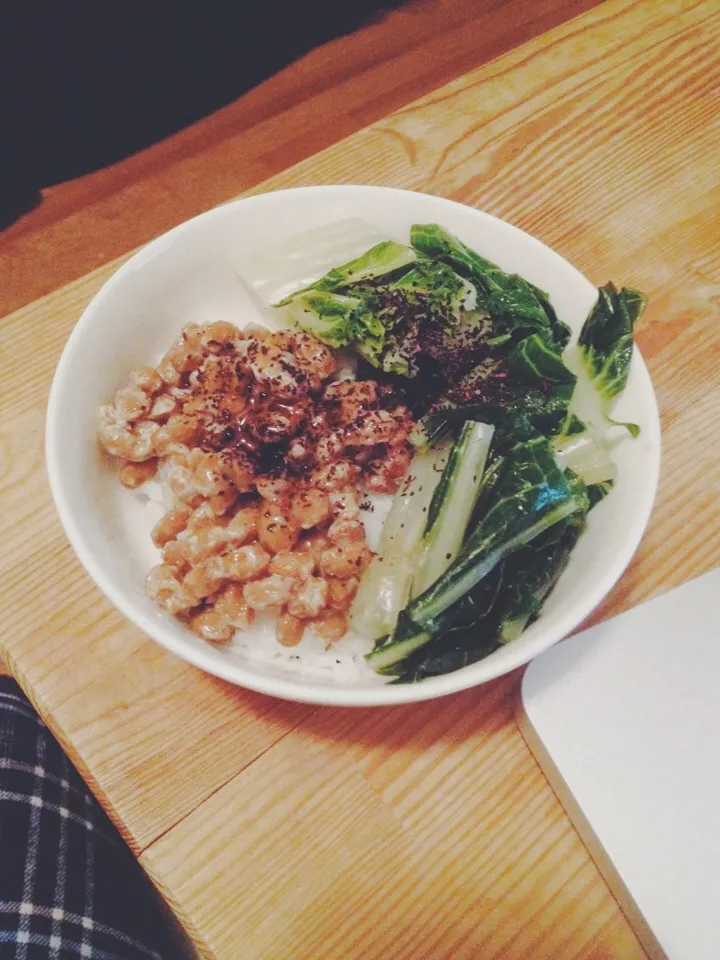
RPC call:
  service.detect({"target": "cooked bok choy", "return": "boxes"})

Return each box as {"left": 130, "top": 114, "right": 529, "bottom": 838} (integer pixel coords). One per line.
{"left": 351, "top": 442, "right": 450, "bottom": 641}
{"left": 366, "top": 437, "right": 587, "bottom": 674}
{"left": 413, "top": 421, "right": 494, "bottom": 596}
{"left": 578, "top": 283, "right": 646, "bottom": 423}
{"left": 238, "top": 219, "right": 647, "bottom": 682}
{"left": 352, "top": 421, "right": 494, "bottom": 639}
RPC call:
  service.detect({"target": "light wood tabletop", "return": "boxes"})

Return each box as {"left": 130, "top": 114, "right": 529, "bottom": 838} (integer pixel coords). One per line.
{"left": 2, "top": 0, "right": 719, "bottom": 957}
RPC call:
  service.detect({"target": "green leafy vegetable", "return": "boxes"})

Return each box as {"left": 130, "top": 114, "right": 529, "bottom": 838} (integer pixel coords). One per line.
{"left": 577, "top": 282, "right": 646, "bottom": 436}
{"left": 532, "top": 284, "right": 572, "bottom": 350}
{"left": 390, "top": 258, "right": 469, "bottom": 307}
{"left": 283, "top": 291, "right": 364, "bottom": 349}
{"left": 392, "top": 515, "right": 584, "bottom": 681}
{"left": 424, "top": 378, "right": 576, "bottom": 440}
{"left": 508, "top": 332, "right": 576, "bottom": 386}
{"left": 410, "top": 437, "right": 580, "bottom": 623}
{"left": 587, "top": 478, "right": 614, "bottom": 507}
{"left": 387, "top": 566, "right": 507, "bottom": 682}
{"left": 413, "top": 421, "right": 495, "bottom": 596}
{"left": 275, "top": 240, "right": 417, "bottom": 305}
{"left": 366, "top": 437, "right": 584, "bottom": 673}
{"left": 494, "top": 515, "right": 584, "bottom": 644}
{"left": 410, "top": 223, "right": 559, "bottom": 345}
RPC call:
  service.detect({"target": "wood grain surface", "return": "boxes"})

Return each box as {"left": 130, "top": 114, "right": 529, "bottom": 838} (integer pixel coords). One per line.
{"left": 0, "top": 0, "right": 602, "bottom": 317}
{"left": 2, "top": 0, "right": 719, "bottom": 956}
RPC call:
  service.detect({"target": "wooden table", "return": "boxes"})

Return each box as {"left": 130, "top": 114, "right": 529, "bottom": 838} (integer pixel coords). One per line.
{"left": 2, "top": 0, "right": 719, "bottom": 956}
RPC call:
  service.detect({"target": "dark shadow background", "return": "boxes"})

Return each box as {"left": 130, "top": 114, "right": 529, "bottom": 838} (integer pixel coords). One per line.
{"left": 2, "top": 0, "right": 403, "bottom": 224}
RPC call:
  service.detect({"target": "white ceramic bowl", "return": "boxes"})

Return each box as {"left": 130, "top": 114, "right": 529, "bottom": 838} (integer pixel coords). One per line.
{"left": 46, "top": 186, "right": 661, "bottom": 706}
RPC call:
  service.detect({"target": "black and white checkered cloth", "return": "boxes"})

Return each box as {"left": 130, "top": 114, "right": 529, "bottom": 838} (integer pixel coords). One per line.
{"left": 0, "top": 677, "right": 175, "bottom": 959}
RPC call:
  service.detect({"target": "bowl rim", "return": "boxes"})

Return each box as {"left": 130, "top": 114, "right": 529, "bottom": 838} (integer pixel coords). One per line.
{"left": 46, "top": 185, "right": 662, "bottom": 707}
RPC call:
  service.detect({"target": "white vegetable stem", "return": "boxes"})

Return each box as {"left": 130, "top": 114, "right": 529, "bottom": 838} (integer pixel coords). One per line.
{"left": 553, "top": 429, "right": 617, "bottom": 485}
{"left": 351, "top": 443, "right": 450, "bottom": 640}
{"left": 237, "top": 218, "right": 386, "bottom": 308}
{"left": 413, "top": 421, "right": 495, "bottom": 597}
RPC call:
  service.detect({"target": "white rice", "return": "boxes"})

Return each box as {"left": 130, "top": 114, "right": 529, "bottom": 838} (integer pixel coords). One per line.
{"left": 230, "top": 610, "right": 384, "bottom": 685}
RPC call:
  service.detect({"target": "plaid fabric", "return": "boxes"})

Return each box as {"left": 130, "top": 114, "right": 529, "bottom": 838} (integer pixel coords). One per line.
{"left": 0, "top": 678, "right": 174, "bottom": 959}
